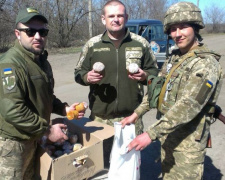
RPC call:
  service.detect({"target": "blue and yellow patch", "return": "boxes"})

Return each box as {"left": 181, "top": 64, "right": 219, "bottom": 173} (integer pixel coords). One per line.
{"left": 3, "top": 68, "right": 13, "bottom": 75}
{"left": 196, "top": 79, "right": 214, "bottom": 105}
{"left": 1, "top": 67, "right": 17, "bottom": 93}
{"left": 206, "top": 80, "right": 213, "bottom": 88}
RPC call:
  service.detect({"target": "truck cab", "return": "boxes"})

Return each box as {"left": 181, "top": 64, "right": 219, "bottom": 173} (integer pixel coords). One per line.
{"left": 126, "top": 19, "right": 175, "bottom": 69}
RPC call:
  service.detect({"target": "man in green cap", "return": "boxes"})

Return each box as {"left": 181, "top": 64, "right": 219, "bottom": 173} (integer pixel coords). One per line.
{"left": 0, "top": 7, "right": 85, "bottom": 179}
{"left": 122, "top": 1, "right": 223, "bottom": 179}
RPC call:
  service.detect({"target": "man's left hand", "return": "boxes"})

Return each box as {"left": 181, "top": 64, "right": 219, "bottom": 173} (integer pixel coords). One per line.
{"left": 47, "top": 123, "right": 68, "bottom": 143}
{"left": 65, "top": 102, "right": 86, "bottom": 119}
{"left": 127, "top": 132, "right": 152, "bottom": 151}
{"left": 120, "top": 112, "right": 138, "bottom": 128}
{"left": 128, "top": 68, "right": 147, "bottom": 81}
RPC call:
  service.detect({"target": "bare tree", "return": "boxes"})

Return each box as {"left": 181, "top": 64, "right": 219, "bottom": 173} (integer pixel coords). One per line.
{"left": 46, "top": 0, "right": 90, "bottom": 47}
{"left": 2, "top": 0, "right": 90, "bottom": 48}
{"left": 204, "top": 3, "right": 225, "bottom": 33}
{"left": 0, "top": 0, "right": 17, "bottom": 51}
{"left": 146, "top": 0, "right": 168, "bottom": 20}
{"left": 123, "top": 0, "right": 178, "bottom": 21}
{"left": 89, "top": 0, "right": 107, "bottom": 36}
{"left": 2, "top": 0, "right": 223, "bottom": 51}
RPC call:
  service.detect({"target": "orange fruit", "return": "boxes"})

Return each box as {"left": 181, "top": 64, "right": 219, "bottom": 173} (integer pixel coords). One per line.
{"left": 67, "top": 110, "right": 79, "bottom": 120}
{"left": 67, "top": 111, "right": 74, "bottom": 120}
{"left": 73, "top": 110, "right": 79, "bottom": 119}
{"left": 67, "top": 102, "right": 88, "bottom": 120}
{"left": 75, "top": 103, "right": 85, "bottom": 112}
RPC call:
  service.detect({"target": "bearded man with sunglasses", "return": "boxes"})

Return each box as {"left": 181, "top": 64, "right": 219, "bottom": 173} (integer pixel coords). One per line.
{"left": 0, "top": 7, "right": 85, "bottom": 179}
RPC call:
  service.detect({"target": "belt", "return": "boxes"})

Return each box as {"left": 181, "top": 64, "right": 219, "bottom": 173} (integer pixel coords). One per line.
{"left": 90, "top": 112, "right": 131, "bottom": 120}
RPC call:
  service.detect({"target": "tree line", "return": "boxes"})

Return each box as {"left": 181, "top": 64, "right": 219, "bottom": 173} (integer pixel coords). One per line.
{"left": 0, "top": 0, "right": 224, "bottom": 52}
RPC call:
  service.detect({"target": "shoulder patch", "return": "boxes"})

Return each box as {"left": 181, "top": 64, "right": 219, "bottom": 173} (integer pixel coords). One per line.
{"left": 3, "top": 68, "right": 13, "bottom": 75}
{"left": 206, "top": 80, "right": 213, "bottom": 88}
{"left": 195, "top": 79, "right": 213, "bottom": 105}
{"left": 1, "top": 67, "right": 17, "bottom": 93}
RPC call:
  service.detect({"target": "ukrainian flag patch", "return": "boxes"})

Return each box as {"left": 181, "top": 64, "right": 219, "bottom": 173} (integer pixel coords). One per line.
{"left": 206, "top": 80, "right": 213, "bottom": 88}
{"left": 1, "top": 67, "right": 17, "bottom": 93}
{"left": 3, "top": 68, "right": 13, "bottom": 75}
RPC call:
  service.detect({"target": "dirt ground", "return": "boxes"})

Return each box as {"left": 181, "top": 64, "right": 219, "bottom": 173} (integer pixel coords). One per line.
{"left": 50, "top": 34, "right": 225, "bottom": 180}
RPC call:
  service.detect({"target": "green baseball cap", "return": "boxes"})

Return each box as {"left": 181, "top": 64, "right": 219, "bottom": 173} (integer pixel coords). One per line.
{"left": 16, "top": 7, "right": 48, "bottom": 25}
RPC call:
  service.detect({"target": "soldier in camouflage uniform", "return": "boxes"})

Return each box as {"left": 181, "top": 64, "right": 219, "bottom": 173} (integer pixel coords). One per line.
{"left": 75, "top": 0, "right": 158, "bottom": 168}
{"left": 124, "top": 2, "right": 223, "bottom": 179}
{"left": 0, "top": 7, "right": 84, "bottom": 180}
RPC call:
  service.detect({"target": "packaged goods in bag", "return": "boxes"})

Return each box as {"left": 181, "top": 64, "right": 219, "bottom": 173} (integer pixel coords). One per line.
{"left": 108, "top": 122, "right": 141, "bottom": 180}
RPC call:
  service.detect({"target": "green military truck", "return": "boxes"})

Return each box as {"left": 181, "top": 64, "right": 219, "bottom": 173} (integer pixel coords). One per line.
{"left": 126, "top": 19, "right": 175, "bottom": 69}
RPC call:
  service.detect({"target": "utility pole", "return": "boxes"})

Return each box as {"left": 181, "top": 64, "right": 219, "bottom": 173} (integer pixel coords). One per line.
{"left": 88, "top": 0, "right": 93, "bottom": 38}
{"left": 197, "top": 0, "right": 199, "bottom": 7}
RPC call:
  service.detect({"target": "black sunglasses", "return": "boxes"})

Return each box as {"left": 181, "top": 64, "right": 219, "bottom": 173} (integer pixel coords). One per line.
{"left": 17, "top": 28, "right": 49, "bottom": 37}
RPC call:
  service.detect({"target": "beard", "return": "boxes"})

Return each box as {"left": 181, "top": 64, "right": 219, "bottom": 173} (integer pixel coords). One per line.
{"left": 23, "top": 43, "right": 45, "bottom": 55}
{"left": 30, "top": 47, "right": 44, "bottom": 55}
{"left": 20, "top": 39, "right": 46, "bottom": 55}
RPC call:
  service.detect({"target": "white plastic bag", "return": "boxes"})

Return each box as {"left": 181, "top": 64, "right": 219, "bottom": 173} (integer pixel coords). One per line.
{"left": 108, "top": 122, "right": 141, "bottom": 180}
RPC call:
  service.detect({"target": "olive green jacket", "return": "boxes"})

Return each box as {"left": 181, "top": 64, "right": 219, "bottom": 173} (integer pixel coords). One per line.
{"left": 0, "top": 41, "right": 67, "bottom": 140}
{"left": 75, "top": 29, "right": 158, "bottom": 118}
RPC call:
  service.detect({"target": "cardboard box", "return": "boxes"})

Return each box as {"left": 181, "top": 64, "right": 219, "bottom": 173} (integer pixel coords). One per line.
{"left": 35, "top": 118, "right": 114, "bottom": 180}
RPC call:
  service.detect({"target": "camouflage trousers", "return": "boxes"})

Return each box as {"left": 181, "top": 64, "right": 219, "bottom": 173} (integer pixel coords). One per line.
{"left": 0, "top": 137, "right": 37, "bottom": 180}
{"left": 90, "top": 113, "right": 144, "bottom": 168}
{"left": 161, "top": 147, "right": 205, "bottom": 180}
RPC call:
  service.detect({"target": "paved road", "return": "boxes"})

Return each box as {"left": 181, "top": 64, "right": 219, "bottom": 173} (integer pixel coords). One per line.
{"left": 50, "top": 34, "right": 225, "bottom": 180}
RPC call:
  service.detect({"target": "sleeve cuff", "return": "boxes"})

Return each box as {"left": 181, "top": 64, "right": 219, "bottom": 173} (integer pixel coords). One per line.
{"left": 134, "top": 108, "right": 142, "bottom": 117}
{"left": 146, "top": 129, "right": 157, "bottom": 141}
{"left": 83, "top": 74, "right": 91, "bottom": 85}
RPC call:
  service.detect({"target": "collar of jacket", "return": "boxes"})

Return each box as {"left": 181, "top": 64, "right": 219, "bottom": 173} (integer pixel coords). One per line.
{"left": 172, "top": 44, "right": 221, "bottom": 61}
{"left": 101, "top": 28, "right": 131, "bottom": 43}
{"left": 14, "top": 40, "right": 48, "bottom": 63}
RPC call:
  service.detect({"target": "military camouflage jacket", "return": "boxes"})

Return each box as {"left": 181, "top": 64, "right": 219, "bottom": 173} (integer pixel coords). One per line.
{"left": 147, "top": 45, "right": 223, "bottom": 152}
{"left": 75, "top": 29, "right": 158, "bottom": 118}
{"left": 0, "top": 41, "right": 67, "bottom": 140}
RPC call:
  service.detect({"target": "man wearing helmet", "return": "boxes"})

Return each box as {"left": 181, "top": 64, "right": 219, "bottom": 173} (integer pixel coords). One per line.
{"left": 121, "top": 2, "right": 223, "bottom": 179}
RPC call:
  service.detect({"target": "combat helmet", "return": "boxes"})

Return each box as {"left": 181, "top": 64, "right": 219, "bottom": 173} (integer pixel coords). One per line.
{"left": 164, "top": 2, "right": 205, "bottom": 34}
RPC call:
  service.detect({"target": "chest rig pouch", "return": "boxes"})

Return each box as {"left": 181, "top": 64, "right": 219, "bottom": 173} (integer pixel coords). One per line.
{"left": 147, "top": 75, "right": 165, "bottom": 108}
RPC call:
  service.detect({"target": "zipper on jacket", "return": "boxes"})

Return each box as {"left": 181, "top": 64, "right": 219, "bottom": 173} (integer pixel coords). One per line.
{"left": 114, "top": 49, "right": 119, "bottom": 114}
